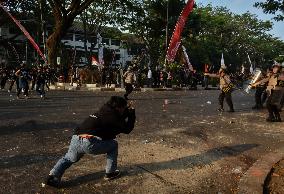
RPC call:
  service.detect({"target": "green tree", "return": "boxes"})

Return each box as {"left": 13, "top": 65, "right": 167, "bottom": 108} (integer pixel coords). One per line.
{"left": 255, "top": 0, "right": 284, "bottom": 21}
{"left": 122, "top": 0, "right": 186, "bottom": 68}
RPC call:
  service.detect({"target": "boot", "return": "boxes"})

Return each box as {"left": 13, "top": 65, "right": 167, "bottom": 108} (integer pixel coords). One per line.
{"left": 266, "top": 114, "right": 275, "bottom": 122}
{"left": 274, "top": 113, "right": 282, "bottom": 122}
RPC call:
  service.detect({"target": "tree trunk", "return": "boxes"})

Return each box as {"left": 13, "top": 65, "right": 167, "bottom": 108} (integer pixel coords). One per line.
{"left": 46, "top": 20, "right": 71, "bottom": 66}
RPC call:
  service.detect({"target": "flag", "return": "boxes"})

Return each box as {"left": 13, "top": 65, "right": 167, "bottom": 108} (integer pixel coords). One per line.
{"left": 0, "top": 4, "right": 47, "bottom": 63}
{"left": 220, "top": 53, "right": 226, "bottom": 69}
{"left": 91, "top": 55, "right": 103, "bottom": 67}
{"left": 241, "top": 64, "right": 245, "bottom": 74}
{"left": 181, "top": 45, "right": 193, "bottom": 71}
{"left": 166, "top": 0, "right": 195, "bottom": 62}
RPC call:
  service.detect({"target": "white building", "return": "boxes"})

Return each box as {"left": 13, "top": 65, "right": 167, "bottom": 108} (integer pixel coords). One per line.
{"left": 0, "top": 25, "right": 138, "bottom": 67}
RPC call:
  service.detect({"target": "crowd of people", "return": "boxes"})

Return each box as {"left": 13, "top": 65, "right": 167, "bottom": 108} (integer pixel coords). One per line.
{"left": 1, "top": 60, "right": 284, "bottom": 188}
{"left": 1, "top": 60, "right": 284, "bottom": 122}
{"left": 0, "top": 61, "right": 53, "bottom": 99}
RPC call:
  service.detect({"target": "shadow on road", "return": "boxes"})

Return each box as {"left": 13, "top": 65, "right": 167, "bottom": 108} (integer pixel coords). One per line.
{"left": 0, "top": 153, "right": 60, "bottom": 169}
{"left": 0, "top": 120, "right": 77, "bottom": 136}
{"left": 59, "top": 144, "right": 258, "bottom": 188}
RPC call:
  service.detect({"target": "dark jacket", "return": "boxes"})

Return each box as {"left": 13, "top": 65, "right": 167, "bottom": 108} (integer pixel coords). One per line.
{"left": 74, "top": 104, "right": 136, "bottom": 140}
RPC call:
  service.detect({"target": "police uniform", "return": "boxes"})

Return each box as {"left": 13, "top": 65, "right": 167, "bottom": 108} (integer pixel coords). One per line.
{"left": 265, "top": 64, "right": 284, "bottom": 122}
{"left": 218, "top": 68, "right": 234, "bottom": 112}
{"left": 123, "top": 67, "right": 135, "bottom": 100}
{"left": 252, "top": 71, "right": 269, "bottom": 109}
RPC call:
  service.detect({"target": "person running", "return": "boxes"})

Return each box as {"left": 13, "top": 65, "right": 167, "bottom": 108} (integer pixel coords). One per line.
{"left": 8, "top": 68, "right": 19, "bottom": 93}
{"left": 15, "top": 61, "right": 30, "bottom": 99}
{"left": 46, "top": 96, "right": 136, "bottom": 187}
{"left": 35, "top": 66, "right": 46, "bottom": 99}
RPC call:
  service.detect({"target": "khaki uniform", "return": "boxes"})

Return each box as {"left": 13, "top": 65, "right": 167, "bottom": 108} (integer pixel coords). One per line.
{"left": 266, "top": 72, "right": 284, "bottom": 121}
{"left": 219, "top": 75, "right": 231, "bottom": 90}
{"left": 218, "top": 74, "right": 234, "bottom": 112}
{"left": 123, "top": 70, "right": 135, "bottom": 100}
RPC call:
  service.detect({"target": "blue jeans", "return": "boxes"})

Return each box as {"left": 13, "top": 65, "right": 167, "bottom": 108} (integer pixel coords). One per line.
{"left": 50, "top": 135, "right": 118, "bottom": 179}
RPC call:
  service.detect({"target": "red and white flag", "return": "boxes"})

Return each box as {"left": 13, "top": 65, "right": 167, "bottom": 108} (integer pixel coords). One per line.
{"left": 92, "top": 56, "right": 102, "bottom": 67}
{"left": 166, "top": 0, "right": 194, "bottom": 62}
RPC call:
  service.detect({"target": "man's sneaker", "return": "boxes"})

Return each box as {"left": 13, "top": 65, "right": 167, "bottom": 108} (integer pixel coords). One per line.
{"left": 217, "top": 108, "right": 224, "bottom": 112}
{"left": 104, "top": 170, "right": 121, "bottom": 181}
{"left": 46, "top": 175, "right": 60, "bottom": 188}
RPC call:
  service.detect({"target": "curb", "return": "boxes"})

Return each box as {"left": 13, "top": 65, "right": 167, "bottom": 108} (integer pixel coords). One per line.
{"left": 238, "top": 146, "right": 284, "bottom": 194}
{"left": 48, "top": 84, "right": 219, "bottom": 92}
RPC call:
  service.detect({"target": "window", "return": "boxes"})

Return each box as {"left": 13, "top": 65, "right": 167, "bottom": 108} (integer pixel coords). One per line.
{"left": 63, "top": 34, "right": 74, "bottom": 41}
{"left": 102, "top": 38, "right": 109, "bottom": 45}
{"left": 111, "top": 39, "right": 121, "bottom": 46}
{"left": 75, "top": 34, "right": 84, "bottom": 42}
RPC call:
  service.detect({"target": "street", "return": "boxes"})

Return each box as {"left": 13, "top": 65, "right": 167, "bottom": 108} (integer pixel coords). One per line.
{"left": 0, "top": 89, "right": 283, "bottom": 194}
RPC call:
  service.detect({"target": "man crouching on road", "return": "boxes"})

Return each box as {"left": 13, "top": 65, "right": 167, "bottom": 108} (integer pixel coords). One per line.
{"left": 46, "top": 96, "right": 136, "bottom": 187}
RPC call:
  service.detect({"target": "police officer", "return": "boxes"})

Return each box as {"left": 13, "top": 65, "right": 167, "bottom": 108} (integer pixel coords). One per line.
{"left": 209, "top": 67, "right": 234, "bottom": 112}
{"left": 251, "top": 70, "right": 269, "bottom": 109}
{"left": 46, "top": 96, "right": 136, "bottom": 187}
{"left": 265, "top": 63, "right": 284, "bottom": 122}
{"left": 123, "top": 66, "right": 135, "bottom": 100}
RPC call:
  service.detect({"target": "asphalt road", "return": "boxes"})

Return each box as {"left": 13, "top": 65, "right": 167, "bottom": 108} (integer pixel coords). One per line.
{"left": 0, "top": 89, "right": 283, "bottom": 194}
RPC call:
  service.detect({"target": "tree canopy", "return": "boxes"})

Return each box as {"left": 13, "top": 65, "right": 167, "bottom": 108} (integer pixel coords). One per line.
{"left": 255, "top": 0, "right": 284, "bottom": 21}
{"left": 1, "top": 0, "right": 283, "bottom": 70}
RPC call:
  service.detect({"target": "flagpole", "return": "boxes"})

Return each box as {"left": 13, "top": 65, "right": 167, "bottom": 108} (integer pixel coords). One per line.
{"left": 166, "top": 0, "right": 169, "bottom": 48}
{"left": 164, "top": 0, "right": 169, "bottom": 68}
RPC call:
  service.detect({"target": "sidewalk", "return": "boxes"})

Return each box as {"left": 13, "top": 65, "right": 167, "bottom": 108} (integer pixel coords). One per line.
{"left": 238, "top": 146, "right": 284, "bottom": 194}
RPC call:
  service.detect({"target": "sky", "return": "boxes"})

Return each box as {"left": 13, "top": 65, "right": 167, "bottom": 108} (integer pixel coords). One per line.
{"left": 197, "top": 0, "right": 284, "bottom": 40}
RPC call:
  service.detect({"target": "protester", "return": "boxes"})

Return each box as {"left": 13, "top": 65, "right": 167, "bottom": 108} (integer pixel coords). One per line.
{"left": 46, "top": 96, "right": 136, "bottom": 187}
{"left": 8, "top": 68, "right": 18, "bottom": 93}
{"left": 35, "top": 66, "right": 47, "bottom": 99}
{"left": 203, "top": 64, "right": 210, "bottom": 89}
{"left": 15, "top": 61, "right": 30, "bottom": 99}
{"left": 0, "top": 67, "right": 8, "bottom": 90}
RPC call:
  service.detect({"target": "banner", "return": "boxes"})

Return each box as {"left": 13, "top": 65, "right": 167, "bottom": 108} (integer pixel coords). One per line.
{"left": 166, "top": 0, "right": 194, "bottom": 62}
{"left": 0, "top": 4, "right": 48, "bottom": 63}
{"left": 181, "top": 45, "right": 193, "bottom": 71}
